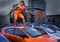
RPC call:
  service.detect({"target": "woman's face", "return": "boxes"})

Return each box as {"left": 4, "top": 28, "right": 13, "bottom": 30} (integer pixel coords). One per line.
{"left": 21, "top": 2, "right": 23, "bottom": 5}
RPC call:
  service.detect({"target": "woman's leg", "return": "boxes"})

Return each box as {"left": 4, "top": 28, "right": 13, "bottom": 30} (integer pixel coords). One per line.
{"left": 19, "top": 14, "right": 27, "bottom": 27}
{"left": 14, "top": 13, "right": 18, "bottom": 26}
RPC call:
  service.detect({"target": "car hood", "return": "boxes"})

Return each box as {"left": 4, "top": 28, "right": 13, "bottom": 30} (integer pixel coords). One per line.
{"left": 49, "top": 31, "right": 60, "bottom": 39}
{"left": 25, "top": 35, "right": 57, "bottom": 42}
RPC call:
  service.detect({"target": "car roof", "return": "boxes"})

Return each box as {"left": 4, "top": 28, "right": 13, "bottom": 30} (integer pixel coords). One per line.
{"left": 1, "top": 26, "right": 35, "bottom": 38}
{"left": 3, "top": 26, "right": 29, "bottom": 29}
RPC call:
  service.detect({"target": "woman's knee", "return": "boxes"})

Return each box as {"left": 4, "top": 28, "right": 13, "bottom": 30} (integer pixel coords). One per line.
{"left": 20, "top": 16, "right": 25, "bottom": 19}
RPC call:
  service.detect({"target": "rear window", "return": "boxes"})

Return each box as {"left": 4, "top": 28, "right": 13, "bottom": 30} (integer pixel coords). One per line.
{"left": 5, "top": 28, "right": 15, "bottom": 34}
{"left": 5, "top": 28, "right": 27, "bottom": 37}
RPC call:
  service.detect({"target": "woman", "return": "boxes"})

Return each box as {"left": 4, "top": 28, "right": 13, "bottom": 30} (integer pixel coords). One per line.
{"left": 9, "top": 0, "right": 33, "bottom": 27}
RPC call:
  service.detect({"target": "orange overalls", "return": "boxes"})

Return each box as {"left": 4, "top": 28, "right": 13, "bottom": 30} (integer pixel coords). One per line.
{"left": 14, "top": 5, "right": 27, "bottom": 27}
{"left": 14, "top": 7, "right": 24, "bottom": 20}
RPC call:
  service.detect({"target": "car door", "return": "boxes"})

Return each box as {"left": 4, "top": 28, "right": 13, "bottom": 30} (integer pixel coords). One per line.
{"left": 2, "top": 28, "right": 28, "bottom": 42}
{"left": 14, "top": 28, "right": 28, "bottom": 42}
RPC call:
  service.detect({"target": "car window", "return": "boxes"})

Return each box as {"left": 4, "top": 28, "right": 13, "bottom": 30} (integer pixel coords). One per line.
{"left": 5, "top": 28, "right": 15, "bottom": 34}
{"left": 15, "top": 29, "right": 27, "bottom": 37}
{"left": 47, "top": 25, "right": 56, "bottom": 31}
{"left": 44, "top": 28, "right": 55, "bottom": 34}
{"left": 24, "top": 28, "right": 41, "bottom": 37}
{"left": 35, "top": 28, "right": 47, "bottom": 34}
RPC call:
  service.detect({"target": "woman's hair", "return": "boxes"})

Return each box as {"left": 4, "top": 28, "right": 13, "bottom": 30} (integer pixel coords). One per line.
{"left": 20, "top": 0, "right": 25, "bottom": 6}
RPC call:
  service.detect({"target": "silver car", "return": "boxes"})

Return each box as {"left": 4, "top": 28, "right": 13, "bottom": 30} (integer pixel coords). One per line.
{"left": 34, "top": 26, "right": 60, "bottom": 40}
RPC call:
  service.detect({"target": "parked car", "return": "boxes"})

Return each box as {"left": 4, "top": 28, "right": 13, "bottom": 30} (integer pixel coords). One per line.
{"left": 0, "top": 33, "right": 9, "bottom": 42}
{"left": 1, "top": 26, "right": 57, "bottom": 42}
{"left": 46, "top": 25, "right": 60, "bottom": 31}
{"left": 34, "top": 26, "right": 60, "bottom": 40}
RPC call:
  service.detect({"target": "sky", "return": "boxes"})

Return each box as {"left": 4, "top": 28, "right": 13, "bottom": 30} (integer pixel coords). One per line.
{"left": 0, "top": 0, "right": 60, "bottom": 15}
{"left": 0, "top": 0, "right": 28, "bottom": 15}
{"left": 46, "top": 0, "right": 60, "bottom": 15}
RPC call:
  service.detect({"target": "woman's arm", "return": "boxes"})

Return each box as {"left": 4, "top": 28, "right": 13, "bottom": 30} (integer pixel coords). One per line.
{"left": 23, "top": 6, "right": 34, "bottom": 15}
{"left": 24, "top": 8, "right": 34, "bottom": 15}
{"left": 8, "top": 8, "right": 13, "bottom": 15}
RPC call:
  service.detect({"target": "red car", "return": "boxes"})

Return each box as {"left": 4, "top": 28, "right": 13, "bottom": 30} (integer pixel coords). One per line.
{"left": 1, "top": 26, "right": 57, "bottom": 42}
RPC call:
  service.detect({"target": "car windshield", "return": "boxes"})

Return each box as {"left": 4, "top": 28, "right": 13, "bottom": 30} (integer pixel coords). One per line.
{"left": 47, "top": 25, "right": 57, "bottom": 31}
{"left": 35, "top": 28, "right": 47, "bottom": 34}
{"left": 23, "top": 28, "right": 41, "bottom": 37}
{"left": 44, "top": 28, "right": 55, "bottom": 34}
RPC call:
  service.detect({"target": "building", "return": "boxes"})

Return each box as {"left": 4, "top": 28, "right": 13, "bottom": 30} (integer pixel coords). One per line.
{"left": 46, "top": 0, "right": 60, "bottom": 25}
{"left": 28, "top": 0, "right": 46, "bottom": 23}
